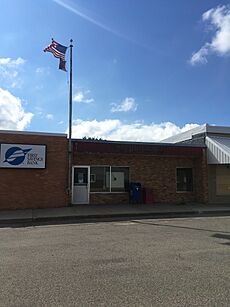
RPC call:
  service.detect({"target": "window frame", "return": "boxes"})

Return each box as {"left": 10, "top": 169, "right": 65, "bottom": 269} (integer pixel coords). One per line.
{"left": 89, "top": 165, "right": 130, "bottom": 193}
{"left": 216, "top": 165, "right": 230, "bottom": 196}
{"left": 111, "top": 166, "right": 130, "bottom": 193}
{"left": 176, "top": 167, "right": 193, "bottom": 193}
{"left": 90, "top": 165, "right": 110, "bottom": 193}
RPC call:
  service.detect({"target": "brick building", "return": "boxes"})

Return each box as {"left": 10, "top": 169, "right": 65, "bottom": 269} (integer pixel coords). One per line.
{"left": 0, "top": 130, "right": 209, "bottom": 210}
{"left": 0, "top": 130, "right": 68, "bottom": 210}
{"left": 72, "top": 140, "right": 208, "bottom": 205}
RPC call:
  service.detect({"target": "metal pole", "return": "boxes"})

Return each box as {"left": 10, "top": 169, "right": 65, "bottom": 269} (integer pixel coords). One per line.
{"left": 68, "top": 39, "right": 73, "bottom": 204}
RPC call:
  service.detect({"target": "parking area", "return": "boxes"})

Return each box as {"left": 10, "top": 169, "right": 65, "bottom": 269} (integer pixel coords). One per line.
{"left": 0, "top": 216, "right": 229, "bottom": 306}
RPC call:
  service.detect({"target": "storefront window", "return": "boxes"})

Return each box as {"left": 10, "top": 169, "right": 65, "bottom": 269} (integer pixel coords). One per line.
{"left": 90, "top": 166, "right": 110, "bottom": 192}
{"left": 176, "top": 168, "right": 193, "bottom": 192}
{"left": 111, "top": 167, "right": 129, "bottom": 192}
{"left": 90, "top": 166, "right": 129, "bottom": 192}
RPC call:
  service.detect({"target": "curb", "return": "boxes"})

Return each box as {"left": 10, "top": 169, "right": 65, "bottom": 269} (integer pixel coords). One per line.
{"left": 0, "top": 210, "right": 230, "bottom": 227}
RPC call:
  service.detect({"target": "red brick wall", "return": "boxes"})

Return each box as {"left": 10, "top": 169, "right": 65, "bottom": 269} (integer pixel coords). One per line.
{"left": 90, "top": 193, "right": 129, "bottom": 205}
{"left": 0, "top": 132, "right": 68, "bottom": 210}
{"left": 73, "top": 152, "right": 208, "bottom": 204}
{"left": 194, "top": 149, "right": 209, "bottom": 204}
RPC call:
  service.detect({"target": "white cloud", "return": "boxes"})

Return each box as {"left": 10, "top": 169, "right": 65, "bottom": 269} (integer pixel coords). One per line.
{"left": 74, "top": 92, "right": 84, "bottom": 102}
{"left": 0, "top": 57, "right": 25, "bottom": 88}
{"left": 0, "top": 88, "right": 33, "bottom": 130}
{"left": 190, "top": 44, "right": 209, "bottom": 65}
{"left": 36, "top": 67, "right": 44, "bottom": 73}
{"left": 34, "top": 106, "right": 43, "bottom": 116}
{"left": 35, "top": 67, "right": 50, "bottom": 76}
{"left": 46, "top": 114, "right": 54, "bottom": 120}
{"left": 73, "top": 91, "right": 94, "bottom": 104}
{"left": 190, "top": 5, "right": 230, "bottom": 65}
{"left": 35, "top": 108, "right": 54, "bottom": 121}
{"left": 0, "top": 57, "right": 25, "bottom": 67}
{"left": 70, "top": 119, "right": 199, "bottom": 142}
{"left": 111, "top": 97, "right": 137, "bottom": 113}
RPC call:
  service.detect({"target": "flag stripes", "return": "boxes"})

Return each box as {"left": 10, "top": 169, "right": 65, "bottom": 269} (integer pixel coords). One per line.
{"left": 44, "top": 39, "right": 68, "bottom": 71}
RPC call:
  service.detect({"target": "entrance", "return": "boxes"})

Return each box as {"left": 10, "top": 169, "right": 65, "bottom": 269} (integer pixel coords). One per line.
{"left": 72, "top": 166, "right": 89, "bottom": 204}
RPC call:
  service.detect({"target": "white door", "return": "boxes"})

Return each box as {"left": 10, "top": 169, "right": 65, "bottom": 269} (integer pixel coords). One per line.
{"left": 72, "top": 167, "right": 89, "bottom": 204}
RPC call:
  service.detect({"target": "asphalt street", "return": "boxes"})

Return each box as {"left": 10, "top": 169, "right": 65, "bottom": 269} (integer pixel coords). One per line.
{"left": 0, "top": 216, "right": 229, "bottom": 306}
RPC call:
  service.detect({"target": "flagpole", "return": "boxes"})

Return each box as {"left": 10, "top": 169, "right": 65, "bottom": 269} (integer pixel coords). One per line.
{"left": 68, "top": 39, "right": 73, "bottom": 204}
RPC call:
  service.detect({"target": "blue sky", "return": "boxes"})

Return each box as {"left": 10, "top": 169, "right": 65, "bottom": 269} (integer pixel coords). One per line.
{"left": 1, "top": 0, "right": 230, "bottom": 141}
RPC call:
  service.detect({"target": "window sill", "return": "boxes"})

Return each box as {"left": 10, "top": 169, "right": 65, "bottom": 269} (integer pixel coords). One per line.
{"left": 176, "top": 191, "right": 193, "bottom": 193}
{"left": 90, "top": 192, "right": 128, "bottom": 194}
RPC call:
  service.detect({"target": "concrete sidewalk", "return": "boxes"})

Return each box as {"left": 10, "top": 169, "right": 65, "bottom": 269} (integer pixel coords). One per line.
{"left": 0, "top": 203, "right": 230, "bottom": 225}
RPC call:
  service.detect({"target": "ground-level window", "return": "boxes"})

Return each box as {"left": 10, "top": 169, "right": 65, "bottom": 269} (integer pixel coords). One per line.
{"left": 90, "top": 166, "right": 110, "bottom": 192}
{"left": 216, "top": 165, "right": 230, "bottom": 195}
{"left": 111, "top": 167, "right": 129, "bottom": 192}
{"left": 90, "top": 166, "right": 129, "bottom": 192}
{"left": 176, "top": 168, "right": 193, "bottom": 192}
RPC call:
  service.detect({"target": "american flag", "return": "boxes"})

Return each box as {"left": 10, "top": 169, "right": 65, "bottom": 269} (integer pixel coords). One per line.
{"left": 44, "top": 39, "right": 68, "bottom": 71}
{"left": 44, "top": 39, "right": 67, "bottom": 59}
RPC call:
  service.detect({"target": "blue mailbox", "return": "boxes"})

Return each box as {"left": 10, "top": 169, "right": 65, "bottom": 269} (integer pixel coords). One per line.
{"left": 129, "top": 182, "right": 142, "bottom": 203}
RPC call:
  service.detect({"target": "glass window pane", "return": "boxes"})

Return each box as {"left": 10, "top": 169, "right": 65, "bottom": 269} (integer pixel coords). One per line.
{"left": 74, "top": 168, "right": 88, "bottom": 185}
{"left": 90, "top": 167, "right": 110, "bottom": 192}
{"left": 111, "top": 167, "right": 129, "bottom": 192}
{"left": 216, "top": 165, "right": 230, "bottom": 195}
{"left": 176, "top": 168, "right": 193, "bottom": 192}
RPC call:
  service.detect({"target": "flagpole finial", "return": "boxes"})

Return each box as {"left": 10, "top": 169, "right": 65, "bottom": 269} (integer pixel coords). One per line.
{"left": 70, "top": 39, "right": 73, "bottom": 47}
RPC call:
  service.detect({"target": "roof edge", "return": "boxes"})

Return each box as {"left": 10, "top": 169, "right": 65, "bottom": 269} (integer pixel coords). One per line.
{"left": 161, "top": 124, "right": 207, "bottom": 143}
{"left": 73, "top": 138, "right": 205, "bottom": 148}
{"left": 0, "top": 129, "right": 67, "bottom": 137}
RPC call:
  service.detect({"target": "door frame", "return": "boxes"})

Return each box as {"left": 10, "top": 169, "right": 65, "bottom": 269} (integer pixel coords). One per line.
{"left": 72, "top": 165, "right": 90, "bottom": 204}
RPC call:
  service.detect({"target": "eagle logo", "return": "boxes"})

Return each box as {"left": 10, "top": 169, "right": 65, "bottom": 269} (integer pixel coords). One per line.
{"left": 4, "top": 147, "right": 32, "bottom": 166}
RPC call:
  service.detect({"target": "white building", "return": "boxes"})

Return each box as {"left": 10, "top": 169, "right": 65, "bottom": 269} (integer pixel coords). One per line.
{"left": 163, "top": 124, "right": 230, "bottom": 203}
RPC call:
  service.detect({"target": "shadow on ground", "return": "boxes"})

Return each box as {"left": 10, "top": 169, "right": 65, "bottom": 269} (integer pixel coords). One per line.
{"left": 212, "top": 233, "right": 230, "bottom": 246}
